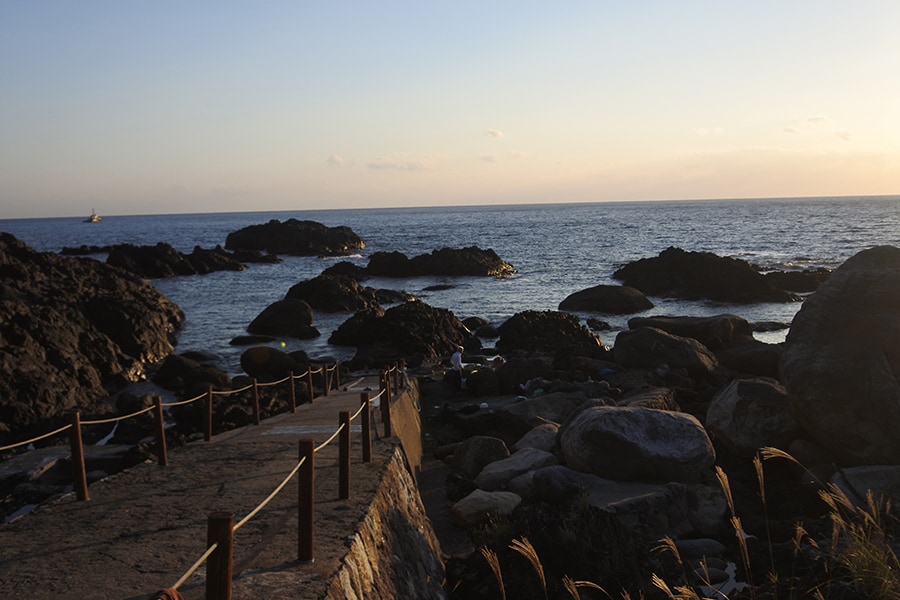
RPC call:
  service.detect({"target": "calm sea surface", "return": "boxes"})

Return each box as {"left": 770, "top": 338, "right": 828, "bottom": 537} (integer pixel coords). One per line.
{"left": 3, "top": 196, "right": 899, "bottom": 375}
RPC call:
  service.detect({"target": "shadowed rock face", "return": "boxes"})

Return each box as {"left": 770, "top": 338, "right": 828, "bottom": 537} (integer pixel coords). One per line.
{"left": 780, "top": 245, "right": 900, "bottom": 465}
{"left": 613, "top": 246, "right": 799, "bottom": 303}
{"left": 0, "top": 233, "right": 184, "bottom": 437}
{"left": 224, "top": 218, "right": 365, "bottom": 256}
{"left": 367, "top": 246, "right": 516, "bottom": 278}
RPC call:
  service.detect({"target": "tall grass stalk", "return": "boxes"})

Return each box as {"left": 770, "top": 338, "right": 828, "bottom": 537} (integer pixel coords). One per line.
{"left": 481, "top": 546, "right": 506, "bottom": 600}
{"left": 510, "top": 537, "right": 548, "bottom": 599}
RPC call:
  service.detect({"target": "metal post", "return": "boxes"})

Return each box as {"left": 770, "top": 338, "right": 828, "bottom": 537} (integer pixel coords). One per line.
{"left": 205, "top": 385, "right": 213, "bottom": 442}
{"left": 381, "top": 370, "right": 393, "bottom": 438}
{"left": 339, "top": 411, "right": 350, "bottom": 500}
{"left": 206, "top": 511, "right": 234, "bottom": 600}
{"left": 288, "top": 370, "right": 296, "bottom": 413}
{"left": 252, "top": 378, "right": 261, "bottom": 425}
{"left": 69, "top": 412, "right": 89, "bottom": 501}
{"left": 298, "top": 439, "right": 315, "bottom": 562}
{"left": 154, "top": 396, "right": 168, "bottom": 466}
{"left": 360, "top": 392, "right": 372, "bottom": 463}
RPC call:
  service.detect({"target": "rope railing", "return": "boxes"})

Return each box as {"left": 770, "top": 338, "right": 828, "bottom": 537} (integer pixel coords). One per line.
{"left": 1, "top": 357, "right": 411, "bottom": 600}
{"left": 154, "top": 369, "right": 398, "bottom": 600}
{"left": 81, "top": 405, "right": 155, "bottom": 426}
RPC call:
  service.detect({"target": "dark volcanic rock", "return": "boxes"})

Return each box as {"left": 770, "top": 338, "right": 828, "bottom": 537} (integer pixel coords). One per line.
{"left": 558, "top": 284, "right": 653, "bottom": 314}
{"left": 367, "top": 246, "right": 516, "bottom": 278}
{"left": 247, "top": 298, "right": 320, "bottom": 339}
{"left": 613, "top": 327, "right": 720, "bottom": 378}
{"left": 185, "top": 245, "right": 247, "bottom": 274}
{"left": 332, "top": 300, "right": 472, "bottom": 367}
{"left": 0, "top": 233, "right": 184, "bottom": 436}
{"left": 285, "top": 274, "right": 379, "bottom": 312}
{"left": 780, "top": 245, "right": 900, "bottom": 465}
{"left": 627, "top": 314, "right": 755, "bottom": 352}
{"left": 107, "top": 242, "right": 197, "bottom": 278}
{"left": 224, "top": 219, "right": 364, "bottom": 256}
{"left": 613, "top": 247, "right": 799, "bottom": 303}
{"left": 496, "top": 310, "right": 606, "bottom": 358}
{"left": 765, "top": 267, "right": 832, "bottom": 293}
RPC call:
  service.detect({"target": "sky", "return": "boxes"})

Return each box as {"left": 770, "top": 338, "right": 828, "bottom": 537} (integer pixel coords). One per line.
{"left": 1, "top": 1, "right": 899, "bottom": 219}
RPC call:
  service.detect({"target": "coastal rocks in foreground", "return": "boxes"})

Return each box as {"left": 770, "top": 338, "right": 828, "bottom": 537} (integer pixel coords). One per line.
{"left": 247, "top": 298, "right": 320, "bottom": 339}
{"left": 224, "top": 218, "right": 365, "bottom": 256}
{"left": 613, "top": 246, "right": 800, "bottom": 303}
{"left": 106, "top": 243, "right": 251, "bottom": 278}
{"left": 285, "top": 273, "right": 414, "bottom": 313}
{"left": 0, "top": 233, "right": 184, "bottom": 438}
{"left": 780, "top": 245, "right": 900, "bottom": 465}
{"left": 366, "top": 246, "right": 516, "bottom": 278}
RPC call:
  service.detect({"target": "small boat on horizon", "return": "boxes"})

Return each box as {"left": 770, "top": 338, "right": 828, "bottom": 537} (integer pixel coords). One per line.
{"left": 84, "top": 210, "right": 101, "bottom": 223}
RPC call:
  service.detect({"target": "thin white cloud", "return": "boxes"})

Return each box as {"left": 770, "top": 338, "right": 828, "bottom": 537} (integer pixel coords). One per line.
{"left": 328, "top": 153, "right": 344, "bottom": 167}
{"left": 481, "top": 155, "right": 498, "bottom": 163}
{"left": 836, "top": 131, "right": 852, "bottom": 142}
{"left": 484, "top": 129, "right": 504, "bottom": 139}
{"left": 367, "top": 156, "right": 428, "bottom": 171}
{"left": 805, "top": 115, "right": 832, "bottom": 126}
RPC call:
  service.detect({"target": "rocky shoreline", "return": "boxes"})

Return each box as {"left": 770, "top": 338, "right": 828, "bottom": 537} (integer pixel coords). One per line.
{"left": 3, "top": 220, "right": 899, "bottom": 598}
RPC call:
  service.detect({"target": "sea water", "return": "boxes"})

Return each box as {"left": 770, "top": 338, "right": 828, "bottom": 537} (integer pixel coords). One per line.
{"left": 3, "top": 196, "right": 899, "bottom": 375}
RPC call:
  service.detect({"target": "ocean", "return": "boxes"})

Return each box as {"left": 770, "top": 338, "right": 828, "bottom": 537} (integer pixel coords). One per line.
{"left": 3, "top": 196, "right": 899, "bottom": 376}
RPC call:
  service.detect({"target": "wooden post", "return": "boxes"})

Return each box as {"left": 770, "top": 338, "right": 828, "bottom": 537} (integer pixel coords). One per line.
{"left": 206, "top": 511, "right": 234, "bottom": 600}
{"left": 392, "top": 364, "right": 399, "bottom": 394}
{"left": 252, "top": 378, "right": 261, "bottom": 425}
{"left": 360, "top": 392, "right": 372, "bottom": 463}
{"left": 69, "top": 412, "right": 89, "bottom": 501}
{"left": 381, "top": 370, "right": 393, "bottom": 438}
{"left": 339, "top": 411, "right": 350, "bottom": 500}
{"left": 205, "top": 385, "right": 213, "bottom": 442}
{"left": 306, "top": 368, "right": 314, "bottom": 404}
{"left": 288, "top": 370, "right": 296, "bottom": 413}
{"left": 334, "top": 361, "right": 341, "bottom": 390}
{"left": 323, "top": 366, "right": 329, "bottom": 397}
{"left": 153, "top": 396, "right": 168, "bottom": 466}
{"left": 298, "top": 439, "right": 315, "bottom": 562}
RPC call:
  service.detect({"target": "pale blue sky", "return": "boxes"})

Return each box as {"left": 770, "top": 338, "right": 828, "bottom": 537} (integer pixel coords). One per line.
{"left": 1, "top": 1, "right": 898, "bottom": 218}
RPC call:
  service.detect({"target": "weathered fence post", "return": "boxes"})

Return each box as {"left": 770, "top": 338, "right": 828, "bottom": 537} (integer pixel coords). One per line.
{"left": 323, "top": 365, "right": 330, "bottom": 397}
{"left": 288, "top": 370, "right": 296, "bottom": 413}
{"left": 298, "top": 439, "right": 315, "bottom": 562}
{"left": 69, "top": 412, "right": 89, "bottom": 501}
{"left": 334, "top": 361, "right": 341, "bottom": 390}
{"left": 205, "top": 385, "right": 213, "bottom": 442}
{"left": 392, "top": 364, "right": 399, "bottom": 394}
{"left": 153, "top": 396, "right": 168, "bottom": 466}
{"left": 206, "top": 511, "right": 234, "bottom": 600}
{"left": 360, "top": 392, "right": 372, "bottom": 463}
{"left": 306, "top": 368, "right": 314, "bottom": 404}
{"left": 380, "top": 370, "right": 393, "bottom": 438}
{"left": 252, "top": 378, "right": 261, "bottom": 425}
{"left": 339, "top": 411, "right": 350, "bottom": 500}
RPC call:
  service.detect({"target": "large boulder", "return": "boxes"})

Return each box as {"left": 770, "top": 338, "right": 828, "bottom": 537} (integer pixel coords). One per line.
{"left": 780, "top": 246, "right": 900, "bottom": 465}
{"left": 627, "top": 314, "right": 755, "bottom": 352}
{"left": 0, "top": 233, "right": 184, "bottom": 437}
{"left": 558, "top": 405, "right": 716, "bottom": 483}
{"left": 367, "top": 247, "right": 516, "bottom": 278}
{"left": 224, "top": 219, "right": 365, "bottom": 256}
{"left": 613, "top": 327, "right": 720, "bottom": 378}
{"left": 285, "top": 274, "right": 378, "bottom": 312}
{"left": 239, "top": 346, "right": 308, "bottom": 381}
{"left": 474, "top": 448, "right": 559, "bottom": 491}
{"left": 613, "top": 247, "right": 799, "bottom": 303}
{"left": 558, "top": 284, "right": 653, "bottom": 314}
{"left": 496, "top": 310, "right": 607, "bottom": 358}
{"left": 247, "top": 299, "right": 319, "bottom": 339}
{"left": 337, "top": 300, "right": 472, "bottom": 365}
{"left": 706, "top": 377, "right": 798, "bottom": 457}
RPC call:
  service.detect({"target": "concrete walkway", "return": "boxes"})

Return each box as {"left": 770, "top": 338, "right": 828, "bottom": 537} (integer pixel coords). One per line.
{"left": 0, "top": 375, "right": 399, "bottom": 600}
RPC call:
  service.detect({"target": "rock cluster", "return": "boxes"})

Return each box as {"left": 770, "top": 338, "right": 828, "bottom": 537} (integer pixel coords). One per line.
{"left": 225, "top": 218, "right": 365, "bottom": 256}
{"left": 0, "top": 233, "right": 184, "bottom": 440}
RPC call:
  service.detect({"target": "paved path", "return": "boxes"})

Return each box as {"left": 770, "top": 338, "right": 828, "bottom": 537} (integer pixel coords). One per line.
{"left": 0, "top": 376, "right": 398, "bottom": 600}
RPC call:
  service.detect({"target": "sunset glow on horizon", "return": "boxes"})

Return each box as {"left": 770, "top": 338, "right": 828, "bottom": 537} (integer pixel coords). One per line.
{"left": 2, "top": 2, "right": 898, "bottom": 219}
